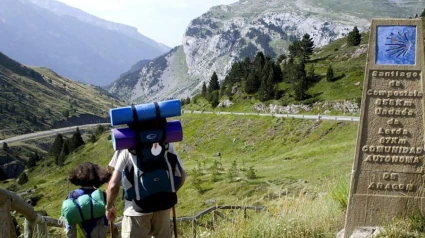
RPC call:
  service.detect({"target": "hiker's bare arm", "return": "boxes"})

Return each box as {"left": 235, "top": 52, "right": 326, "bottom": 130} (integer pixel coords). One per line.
{"left": 106, "top": 170, "right": 121, "bottom": 208}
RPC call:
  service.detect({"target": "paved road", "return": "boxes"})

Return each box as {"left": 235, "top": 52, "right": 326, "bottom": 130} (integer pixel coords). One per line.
{"left": 0, "top": 123, "right": 110, "bottom": 144}
{"left": 0, "top": 111, "right": 359, "bottom": 144}
{"left": 183, "top": 110, "right": 359, "bottom": 122}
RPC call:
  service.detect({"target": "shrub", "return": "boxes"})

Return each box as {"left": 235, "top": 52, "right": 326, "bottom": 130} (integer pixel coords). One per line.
{"left": 246, "top": 166, "right": 257, "bottom": 179}
{"left": 326, "top": 65, "right": 334, "bottom": 82}
{"left": 191, "top": 168, "right": 203, "bottom": 194}
{"left": 88, "top": 134, "right": 97, "bottom": 143}
{"left": 17, "top": 172, "right": 28, "bottom": 185}
{"left": 27, "top": 195, "right": 43, "bottom": 206}
{"left": 347, "top": 26, "right": 361, "bottom": 46}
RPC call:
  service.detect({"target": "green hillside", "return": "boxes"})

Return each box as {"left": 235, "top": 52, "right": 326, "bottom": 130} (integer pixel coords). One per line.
{"left": 183, "top": 30, "right": 370, "bottom": 113}
{"left": 0, "top": 52, "right": 125, "bottom": 139}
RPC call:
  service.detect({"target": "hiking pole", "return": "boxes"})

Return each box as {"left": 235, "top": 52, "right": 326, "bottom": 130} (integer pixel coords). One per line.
{"left": 110, "top": 221, "right": 115, "bottom": 238}
{"left": 172, "top": 206, "right": 178, "bottom": 238}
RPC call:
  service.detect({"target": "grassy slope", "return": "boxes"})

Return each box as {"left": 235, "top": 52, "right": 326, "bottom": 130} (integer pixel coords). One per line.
{"left": 183, "top": 31, "right": 370, "bottom": 113}
{"left": 0, "top": 55, "right": 124, "bottom": 139}
{"left": 4, "top": 113, "right": 357, "bottom": 236}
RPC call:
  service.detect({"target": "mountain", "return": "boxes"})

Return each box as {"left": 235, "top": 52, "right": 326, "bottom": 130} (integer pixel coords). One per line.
{"left": 107, "top": 0, "right": 424, "bottom": 103}
{"left": 0, "top": 0, "right": 169, "bottom": 86}
{"left": 27, "top": 0, "right": 170, "bottom": 52}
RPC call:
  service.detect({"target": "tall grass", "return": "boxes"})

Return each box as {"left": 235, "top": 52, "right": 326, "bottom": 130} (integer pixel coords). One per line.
{"left": 177, "top": 188, "right": 345, "bottom": 238}
{"left": 330, "top": 175, "right": 350, "bottom": 210}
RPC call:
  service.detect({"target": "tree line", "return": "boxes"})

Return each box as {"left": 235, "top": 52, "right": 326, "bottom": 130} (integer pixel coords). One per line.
{"left": 187, "top": 26, "right": 362, "bottom": 108}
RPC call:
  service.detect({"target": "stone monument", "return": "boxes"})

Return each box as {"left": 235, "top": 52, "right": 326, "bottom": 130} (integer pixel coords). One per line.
{"left": 344, "top": 18, "right": 425, "bottom": 237}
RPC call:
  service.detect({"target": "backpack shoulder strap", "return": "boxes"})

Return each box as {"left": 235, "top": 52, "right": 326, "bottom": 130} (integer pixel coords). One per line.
{"left": 67, "top": 188, "right": 84, "bottom": 199}
{"left": 75, "top": 188, "right": 84, "bottom": 196}
{"left": 166, "top": 152, "right": 178, "bottom": 174}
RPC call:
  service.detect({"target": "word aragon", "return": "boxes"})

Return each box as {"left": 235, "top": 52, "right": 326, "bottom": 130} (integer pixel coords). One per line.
{"left": 364, "top": 155, "right": 421, "bottom": 164}
{"left": 368, "top": 182, "right": 414, "bottom": 191}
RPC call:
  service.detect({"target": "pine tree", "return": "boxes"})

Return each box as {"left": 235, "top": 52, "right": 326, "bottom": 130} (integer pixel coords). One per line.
{"left": 210, "top": 160, "right": 220, "bottom": 182}
{"left": 284, "top": 59, "right": 307, "bottom": 101}
{"left": 222, "top": 75, "right": 230, "bottom": 96}
{"left": 300, "top": 33, "right": 315, "bottom": 60}
{"left": 326, "top": 64, "right": 334, "bottom": 82}
{"left": 95, "top": 125, "right": 105, "bottom": 136}
{"left": 242, "top": 57, "right": 251, "bottom": 75}
{"left": 226, "top": 160, "right": 238, "bottom": 182}
{"left": 201, "top": 82, "right": 207, "bottom": 97}
{"left": 191, "top": 168, "right": 203, "bottom": 194}
{"left": 288, "top": 40, "right": 301, "bottom": 59}
{"left": 272, "top": 62, "right": 283, "bottom": 84}
{"left": 227, "top": 62, "right": 244, "bottom": 85}
{"left": 277, "top": 54, "right": 287, "bottom": 64}
{"left": 208, "top": 72, "right": 220, "bottom": 93}
{"left": 258, "top": 62, "right": 274, "bottom": 101}
{"left": 294, "top": 60, "right": 307, "bottom": 101}
{"left": 253, "top": 52, "right": 266, "bottom": 73}
{"left": 70, "top": 127, "right": 85, "bottom": 152}
{"left": 245, "top": 73, "right": 260, "bottom": 94}
{"left": 210, "top": 91, "right": 220, "bottom": 108}
{"left": 420, "top": 9, "right": 425, "bottom": 17}
{"left": 50, "top": 134, "right": 64, "bottom": 157}
{"left": 27, "top": 153, "right": 36, "bottom": 168}
{"left": 258, "top": 75, "right": 268, "bottom": 102}
{"left": 2, "top": 142, "right": 9, "bottom": 152}
{"left": 0, "top": 168, "right": 7, "bottom": 181}
{"left": 347, "top": 26, "right": 361, "bottom": 46}
{"left": 266, "top": 66, "right": 276, "bottom": 98}
{"left": 307, "top": 64, "right": 315, "bottom": 83}
{"left": 56, "top": 140, "right": 70, "bottom": 166}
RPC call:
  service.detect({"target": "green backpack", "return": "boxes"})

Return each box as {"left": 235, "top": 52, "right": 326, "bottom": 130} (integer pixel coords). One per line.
{"left": 61, "top": 189, "right": 106, "bottom": 226}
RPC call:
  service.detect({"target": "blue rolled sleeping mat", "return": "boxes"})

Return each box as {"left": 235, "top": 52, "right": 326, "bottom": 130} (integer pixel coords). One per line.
{"left": 109, "top": 99, "right": 183, "bottom": 150}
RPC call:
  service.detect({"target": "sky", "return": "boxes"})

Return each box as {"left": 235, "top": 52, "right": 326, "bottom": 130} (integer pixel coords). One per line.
{"left": 55, "top": 0, "right": 239, "bottom": 48}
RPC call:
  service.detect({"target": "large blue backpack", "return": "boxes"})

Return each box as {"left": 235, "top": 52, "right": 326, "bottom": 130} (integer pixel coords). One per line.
{"left": 121, "top": 113, "right": 183, "bottom": 213}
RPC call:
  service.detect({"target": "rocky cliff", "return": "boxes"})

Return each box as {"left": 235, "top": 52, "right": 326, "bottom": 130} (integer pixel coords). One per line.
{"left": 108, "top": 0, "right": 423, "bottom": 103}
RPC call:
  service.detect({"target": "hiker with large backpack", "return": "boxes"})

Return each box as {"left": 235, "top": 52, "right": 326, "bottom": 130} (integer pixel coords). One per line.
{"left": 106, "top": 99, "right": 186, "bottom": 238}
{"left": 61, "top": 162, "right": 111, "bottom": 238}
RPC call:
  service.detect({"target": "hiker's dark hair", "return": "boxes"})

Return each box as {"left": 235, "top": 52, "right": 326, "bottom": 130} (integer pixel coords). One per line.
{"left": 68, "top": 162, "right": 111, "bottom": 188}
